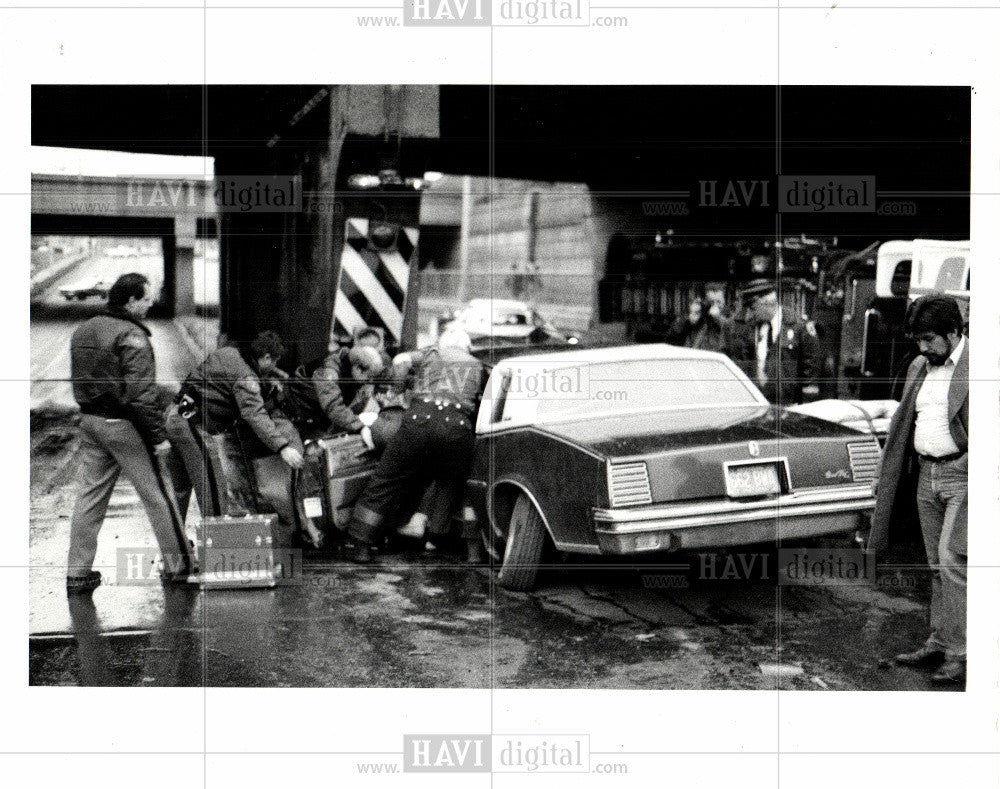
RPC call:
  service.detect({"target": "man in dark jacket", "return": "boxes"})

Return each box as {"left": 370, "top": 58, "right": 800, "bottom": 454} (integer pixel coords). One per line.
{"left": 344, "top": 327, "right": 485, "bottom": 563}
{"left": 294, "top": 344, "right": 387, "bottom": 446}
{"left": 870, "top": 295, "right": 968, "bottom": 684}
{"left": 67, "top": 273, "right": 195, "bottom": 592}
{"left": 690, "top": 282, "right": 739, "bottom": 356}
{"left": 748, "top": 288, "right": 820, "bottom": 405}
{"left": 181, "top": 331, "right": 305, "bottom": 546}
{"left": 667, "top": 300, "right": 704, "bottom": 348}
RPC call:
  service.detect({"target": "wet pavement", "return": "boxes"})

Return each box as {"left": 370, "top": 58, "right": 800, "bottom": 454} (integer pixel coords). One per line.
{"left": 28, "top": 297, "right": 957, "bottom": 690}
{"left": 30, "top": 465, "right": 954, "bottom": 690}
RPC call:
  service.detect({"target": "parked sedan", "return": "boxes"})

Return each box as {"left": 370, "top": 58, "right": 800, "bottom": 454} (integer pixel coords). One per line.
{"left": 465, "top": 344, "right": 881, "bottom": 590}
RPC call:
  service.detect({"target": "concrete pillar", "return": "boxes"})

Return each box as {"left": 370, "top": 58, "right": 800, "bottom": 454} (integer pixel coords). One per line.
{"left": 456, "top": 174, "right": 472, "bottom": 303}
{"left": 162, "top": 216, "right": 196, "bottom": 318}
{"left": 174, "top": 216, "right": 196, "bottom": 316}
{"left": 216, "top": 85, "right": 435, "bottom": 366}
{"left": 216, "top": 146, "right": 326, "bottom": 367}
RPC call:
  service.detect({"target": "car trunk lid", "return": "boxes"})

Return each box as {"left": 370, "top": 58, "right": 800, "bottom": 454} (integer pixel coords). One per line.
{"left": 538, "top": 405, "right": 879, "bottom": 504}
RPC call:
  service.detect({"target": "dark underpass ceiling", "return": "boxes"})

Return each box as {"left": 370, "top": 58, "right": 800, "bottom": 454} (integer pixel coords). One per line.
{"left": 32, "top": 84, "right": 970, "bottom": 240}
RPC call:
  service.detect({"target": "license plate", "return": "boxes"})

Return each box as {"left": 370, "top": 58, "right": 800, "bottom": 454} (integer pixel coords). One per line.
{"left": 726, "top": 462, "right": 782, "bottom": 498}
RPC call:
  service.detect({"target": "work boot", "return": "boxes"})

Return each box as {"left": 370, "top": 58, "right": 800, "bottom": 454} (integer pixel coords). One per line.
{"left": 66, "top": 570, "right": 102, "bottom": 594}
{"left": 931, "top": 659, "right": 966, "bottom": 684}
{"left": 894, "top": 645, "right": 946, "bottom": 668}
{"left": 343, "top": 538, "right": 375, "bottom": 564}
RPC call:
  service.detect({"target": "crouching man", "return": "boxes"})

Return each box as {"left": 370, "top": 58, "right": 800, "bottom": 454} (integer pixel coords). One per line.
{"left": 180, "top": 331, "right": 304, "bottom": 547}
{"left": 289, "top": 342, "right": 388, "bottom": 447}
{"left": 344, "top": 328, "right": 485, "bottom": 563}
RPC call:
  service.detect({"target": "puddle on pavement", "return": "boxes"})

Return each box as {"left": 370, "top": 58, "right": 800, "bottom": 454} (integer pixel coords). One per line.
{"left": 29, "top": 548, "right": 954, "bottom": 690}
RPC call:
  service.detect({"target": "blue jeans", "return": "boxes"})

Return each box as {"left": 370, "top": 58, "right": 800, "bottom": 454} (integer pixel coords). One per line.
{"left": 915, "top": 454, "right": 967, "bottom": 660}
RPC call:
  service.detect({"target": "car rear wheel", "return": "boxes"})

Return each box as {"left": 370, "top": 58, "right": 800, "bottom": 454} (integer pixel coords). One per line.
{"left": 495, "top": 493, "right": 546, "bottom": 592}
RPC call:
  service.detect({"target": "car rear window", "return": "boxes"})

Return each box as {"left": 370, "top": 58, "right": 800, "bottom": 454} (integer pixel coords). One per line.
{"left": 533, "top": 358, "right": 758, "bottom": 419}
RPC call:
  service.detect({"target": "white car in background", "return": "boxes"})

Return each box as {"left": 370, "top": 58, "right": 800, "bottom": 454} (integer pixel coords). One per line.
{"left": 59, "top": 277, "right": 109, "bottom": 301}
{"left": 448, "top": 298, "right": 576, "bottom": 348}
{"left": 106, "top": 244, "right": 139, "bottom": 258}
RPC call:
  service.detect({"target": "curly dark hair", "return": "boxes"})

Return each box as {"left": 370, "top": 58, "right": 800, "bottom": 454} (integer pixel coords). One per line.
{"left": 249, "top": 330, "right": 285, "bottom": 360}
{"left": 905, "top": 295, "right": 964, "bottom": 338}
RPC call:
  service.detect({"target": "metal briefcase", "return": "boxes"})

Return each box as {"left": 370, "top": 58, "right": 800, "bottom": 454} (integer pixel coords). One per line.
{"left": 300, "top": 434, "right": 378, "bottom": 531}
{"left": 191, "top": 513, "right": 282, "bottom": 588}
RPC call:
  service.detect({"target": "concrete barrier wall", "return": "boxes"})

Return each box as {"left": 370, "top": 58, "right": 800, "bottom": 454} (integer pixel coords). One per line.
{"left": 422, "top": 180, "right": 600, "bottom": 332}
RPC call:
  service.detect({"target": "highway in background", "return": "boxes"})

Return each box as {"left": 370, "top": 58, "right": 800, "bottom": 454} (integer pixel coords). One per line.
{"left": 29, "top": 242, "right": 210, "bottom": 411}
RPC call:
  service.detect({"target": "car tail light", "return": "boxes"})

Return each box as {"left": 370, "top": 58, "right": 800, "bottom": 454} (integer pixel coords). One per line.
{"left": 608, "top": 462, "right": 653, "bottom": 507}
{"left": 847, "top": 439, "right": 881, "bottom": 483}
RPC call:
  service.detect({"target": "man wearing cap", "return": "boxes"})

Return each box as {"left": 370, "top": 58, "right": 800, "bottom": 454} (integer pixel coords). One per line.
{"left": 344, "top": 327, "right": 485, "bottom": 563}
{"left": 748, "top": 287, "right": 820, "bottom": 405}
{"left": 869, "top": 295, "right": 968, "bottom": 684}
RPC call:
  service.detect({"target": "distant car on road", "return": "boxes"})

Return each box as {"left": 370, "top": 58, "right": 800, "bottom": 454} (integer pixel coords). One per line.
{"left": 447, "top": 298, "right": 577, "bottom": 349}
{"left": 59, "top": 277, "right": 109, "bottom": 301}
{"left": 106, "top": 244, "right": 139, "bottom": 258}
{"left": 464, "top": 343, "right": 881, "bottom": 590}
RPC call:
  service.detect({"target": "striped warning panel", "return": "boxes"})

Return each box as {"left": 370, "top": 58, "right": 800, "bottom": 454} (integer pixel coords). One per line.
{"left": 333, "top": 218, "right": 417, "bottom": 347}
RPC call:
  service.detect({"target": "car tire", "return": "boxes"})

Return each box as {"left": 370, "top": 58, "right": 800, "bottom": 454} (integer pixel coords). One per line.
{"left": 496, "top": 493, "right": 546, "bottom": 592}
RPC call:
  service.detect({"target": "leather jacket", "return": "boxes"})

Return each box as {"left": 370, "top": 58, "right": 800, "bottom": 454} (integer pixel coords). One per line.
{"left": 70, "top": 309, "right": 167, "bottom": 444}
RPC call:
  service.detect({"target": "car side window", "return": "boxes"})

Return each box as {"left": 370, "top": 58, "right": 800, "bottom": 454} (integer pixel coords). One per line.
{"left": 480, "top": 370, "right": 511, "bottom": 426}
{"left": 491, "top": 372, "right": 511, "bottom": 423}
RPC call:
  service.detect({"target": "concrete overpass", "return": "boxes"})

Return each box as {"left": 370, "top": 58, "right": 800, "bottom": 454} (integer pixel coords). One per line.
{"left": 31, "top": 84, "right": 970, "bottom": 365}
{"left": 32, "top": 173, "right": 217, "bottom": 317}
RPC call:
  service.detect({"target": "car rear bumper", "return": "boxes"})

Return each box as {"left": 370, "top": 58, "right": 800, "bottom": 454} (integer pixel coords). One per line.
{"left": 592, "top": 484, "right": 874, "bottom": 554}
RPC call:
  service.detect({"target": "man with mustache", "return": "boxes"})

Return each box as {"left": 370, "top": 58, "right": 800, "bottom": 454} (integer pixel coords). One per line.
{"left": 869, "top": 294, "right": 969, "bottom": 684}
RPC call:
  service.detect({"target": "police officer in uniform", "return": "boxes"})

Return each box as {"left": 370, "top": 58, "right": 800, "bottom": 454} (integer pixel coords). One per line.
{"left": 179, "top": 331, "right": 306, "bottom": 547}
{"left": 344, "top": 327, "right": 485, "bottom": 563}
{"left": 748, "top": 287, "right": 820, "bottom": 405}
{"left": 67, "top": 273, "right": 195, "bottom": 592}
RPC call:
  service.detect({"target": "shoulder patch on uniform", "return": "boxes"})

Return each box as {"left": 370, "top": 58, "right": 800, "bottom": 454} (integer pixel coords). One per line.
{"left": 121, "top": 332, "right": 148, "bottom": 350}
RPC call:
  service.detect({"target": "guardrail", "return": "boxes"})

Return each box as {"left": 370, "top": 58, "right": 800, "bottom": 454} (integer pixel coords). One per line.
{"left": 30, "top": 251, "right": 91, "bottom": 298}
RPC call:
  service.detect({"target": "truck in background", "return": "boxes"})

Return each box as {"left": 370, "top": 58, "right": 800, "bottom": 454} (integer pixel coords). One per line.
{"left": 839, "top": 238, "right": 970, "bottom": 401}
{"left": 597, "top": 233, "right": 970, "bottom": 404}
